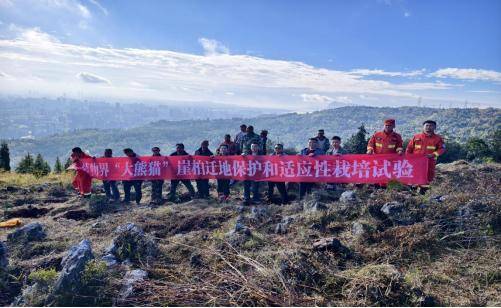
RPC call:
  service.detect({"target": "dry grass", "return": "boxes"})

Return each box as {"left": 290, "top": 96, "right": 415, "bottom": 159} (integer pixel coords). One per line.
{"left": 0, "top": 172, "right": 73, "bottom": 187}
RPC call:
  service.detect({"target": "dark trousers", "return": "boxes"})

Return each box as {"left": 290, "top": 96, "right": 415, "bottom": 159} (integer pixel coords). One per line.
{"left": 151, "top": 180, "right": 164, "bottom": 202}
{"left": 196, "top": 179, "right": 210, "bottom": 198}
{"left": 268, "top": 182, "right": 288, "bottom": 203}
{"left": 123, "top": 180, "right": 143, "bottom": 204}
{"left": 299, "top": 182, "right": 314, "bottom": 199}
{"left": 169, "top": 180, "right": 195, "bottom": 200}
{"left": 217, "top": 179, "right": 230, "bottom": 196}
{"left": 103, "top": 180, "right": 120, "bottom": 200}
{"left": 244, "top": 180, "right": 260, "bottom": 202}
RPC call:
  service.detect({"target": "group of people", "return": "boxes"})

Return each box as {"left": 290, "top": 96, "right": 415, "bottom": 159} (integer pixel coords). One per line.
{"left": 70, "top": 119, "right": 445, "bottom": 205}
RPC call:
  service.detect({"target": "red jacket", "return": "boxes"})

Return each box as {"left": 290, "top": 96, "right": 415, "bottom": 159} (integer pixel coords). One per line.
{"left": 367, "top": 131, "right": 403, "bottom": 154}
{"left": 406, "top": 132, "right": 445, "bottom": 159}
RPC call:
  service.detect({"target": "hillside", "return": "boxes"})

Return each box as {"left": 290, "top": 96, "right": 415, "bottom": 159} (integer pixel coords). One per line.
{"left": 0, "top": 98, "right": 286, "bottom": 140}
{"left": 0, "top": 161, "right": 499, "bottom": 306}
{"left": 7, "top": 106, "right": 501, "bottom": 166}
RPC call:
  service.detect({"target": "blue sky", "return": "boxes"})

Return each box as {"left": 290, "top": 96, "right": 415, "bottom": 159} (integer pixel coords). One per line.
{"left": 0, "top": 0, "right": 500, "bottom": 110}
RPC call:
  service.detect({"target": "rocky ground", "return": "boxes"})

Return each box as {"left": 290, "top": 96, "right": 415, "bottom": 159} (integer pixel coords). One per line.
{"left": 0, "top": 160, "right": 500, "bottom": 306}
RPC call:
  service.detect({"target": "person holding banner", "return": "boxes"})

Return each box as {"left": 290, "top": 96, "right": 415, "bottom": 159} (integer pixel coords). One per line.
{"left": 70, "top": 147, "right": 93, "bottom": 198}
{"left": 367, "top": 119, "right": 404, "bottom": 155}
{"left": 219, "top": 134, "right": 238, "bottom": 155}
{"left": 326, "top": 136, "right": 348, "bottom": 190}
{"left": 406, "top": 120, "right": 446, "bottom": 184}
{"left": 217, "top": 144, "right": 231, "bottom": 202}
{"left": 122, "top": 148, "right": 143, "bottom": 205}
{"left": 168, "top": 143, "right": 196, "bottom": 202}
{"left": 243, "top": 142, "right": 263, "bottom": 206}
{"left": 102, "top": 149, "right": 120, "bottom": 202}
{"left": 194, "top": 140, "right": 213, "bottom": 199}
{"left": 150, "top": 147, "right": 164, "bottom": 205}
{"left": 299, "top": 138, "right": 324, "bottom": 199}
{"left": 267, "top": 144, "right": 289, "bottom": 204}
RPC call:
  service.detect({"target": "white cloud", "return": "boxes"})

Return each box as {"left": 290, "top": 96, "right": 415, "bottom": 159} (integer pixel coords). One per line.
{"left": 76, "top": 72, "right": 110, "bottom": 84}
{"left": 350, "top": 68, "right": 425, "bottom": 77}
{"left": 198, "top": 37, "right": 230, "bottom": 56}
{"left": 0, "top": 29, "right": 499, "bottom": 109}
{"left": 334, "top": 96, "right": 352, "bottom": 104}
{"left": 430, "top": 68, "right": 501, "bottom": 82}
{"left": 404, "top": 11, "right": 411, "bottom": 17}
{"left": 300, "top": 94, "right": 333, "bottom": 104}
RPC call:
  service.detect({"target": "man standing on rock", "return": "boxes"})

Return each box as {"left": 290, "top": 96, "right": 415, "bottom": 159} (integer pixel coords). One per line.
{"left": 194, "top": 140, "right": 213, "bottom": 199}
{"left": 150, "top": 147, "right": 164, "bottom": 205}
{"left": 366, "top": 119, "right": 404, "bottom": 155}
{"left": 122, "top": 148, "right": 143, "bottom": 205}
{"left": 102, "top": 149, "right": 120, "bottom": 202}
{"left": 406, "top": 120, "right": 446, "bottom": 183}
{"left": 70, "top": 147, "right": 93, "bottom": 198}
{"left": 168, "top": 143, "right": 196, "bottom": 202}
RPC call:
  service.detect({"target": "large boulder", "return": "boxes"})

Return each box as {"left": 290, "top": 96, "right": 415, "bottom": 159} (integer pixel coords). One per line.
{"left": 50, "top": 239, "right": 94, "bottom": 304}
{"left": 105, "top": 223, "right": 158, "bottom": 265}
{"left": 7, "top": 222, "right": 46, "bottom": 244}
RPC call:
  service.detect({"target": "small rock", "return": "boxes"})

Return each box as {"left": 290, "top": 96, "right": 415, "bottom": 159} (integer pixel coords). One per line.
{"left": 275, "top": 216, "right": 295, "bottom": 234}
{"left": 6, "top": 186, "right": 18, "bottom": 193}
{"left": 351, "top": 221, "right": 366, "bottom": 236}
{"left": 381, "top": 201, "right": 416, "bottom": 225}
{"left": 339, "top": 190, "right": 357, "bottom": 203}
{"left": 250, "top": 206, "right": 269, "bottom": 221}
{"left": 0, "top": 241, "right": 8, "bottom": 270}
{"left": 189, "top": 253, "right": 202, "bottom": 268}
{"left": 312, "top": 237, "right": 351, "bottom": 255}
{"left": 118, "top": 269, "right": 148, "bottom": 303}
{"left": 7, "top": 222, "right": 46, "bottom": 244}
{"left": 51, "top": 239, "right": 94, "bottom": 302}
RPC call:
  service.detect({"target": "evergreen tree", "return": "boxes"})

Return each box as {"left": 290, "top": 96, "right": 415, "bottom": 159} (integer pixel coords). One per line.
{"left": 15, "top": 153, "right": 34, "bottom": 174}
{"left": 465, "top": 137, "right": 491, "bottom": 161}
{"left": 488, "top": 129, "right": 501, "bottom": 163}
{"left": 344, "top": 124, "right": 368, "bottom": 154}
{"left": 33, "top": 153, "right": 51, "bottom": 177}
{"left": 438, "top": 140, "right": 466, "bottom": 163}
{"left": 0, "top": 141, "right": 10, "bottom": 171}
{"left": 54, "top": 156, "right": 63, "bottom": 173}
{"left": 64, "top": 157, "right": 73, "bottom": 171}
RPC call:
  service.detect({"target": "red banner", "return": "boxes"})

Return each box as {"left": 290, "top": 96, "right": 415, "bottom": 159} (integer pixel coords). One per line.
{"left": 76, "top": 154, "right": 433, "bottom": 185}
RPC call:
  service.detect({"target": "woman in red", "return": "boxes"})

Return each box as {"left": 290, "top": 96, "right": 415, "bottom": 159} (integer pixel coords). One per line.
{"left": 70, "top": 147, "right": 93, "bottom": 197}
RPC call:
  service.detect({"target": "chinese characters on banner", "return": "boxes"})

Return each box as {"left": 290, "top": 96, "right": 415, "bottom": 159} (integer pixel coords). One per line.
{"left": 77, "top": 154, "right": 433, "bottom": 185}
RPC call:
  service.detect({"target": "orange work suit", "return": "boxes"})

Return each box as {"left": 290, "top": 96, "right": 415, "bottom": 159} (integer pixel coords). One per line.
{"left": 367, "top": 131, "right": 403, "bottom": 154}
{"left": 406, "top": 132, "right": 446, "bottom": 182}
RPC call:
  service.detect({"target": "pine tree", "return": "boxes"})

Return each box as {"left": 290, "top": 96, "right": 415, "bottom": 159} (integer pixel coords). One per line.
{"left": 0, "top": 141, "right": 10, "bottom": 171}
{"left": 54, "top": 156, "right": 63, "bottom": 173}
{"left": 15, "top": 153, "right": 34, "bottom": 174}
{"left": 344, "top": 124, "right": 369, "bottom": 154}
{"left": 33, "top": 153, "right": 51, "bottom": 177}
{"left": 64, "top": 157, "right": 72, "bottom": 171}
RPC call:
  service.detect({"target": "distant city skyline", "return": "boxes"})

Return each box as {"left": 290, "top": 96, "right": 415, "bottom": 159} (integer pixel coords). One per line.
{"left": 0, "top": 0, "right": 500, "bottom": 110}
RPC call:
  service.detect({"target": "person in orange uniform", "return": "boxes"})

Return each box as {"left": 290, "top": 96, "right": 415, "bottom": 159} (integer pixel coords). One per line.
{"left": 406, "top": 120, "right": 446, "bottom": 183}
{"left": 367, "top": 119, "right": 404, "bottom": 155}
{"left": 70, "top": 147, "right": 93, "bottom": 197}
